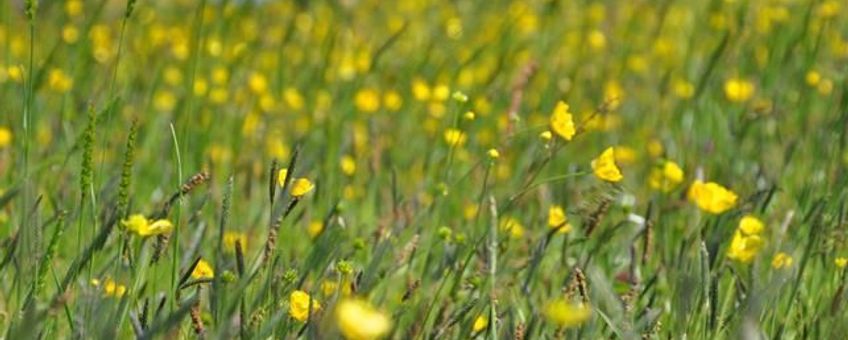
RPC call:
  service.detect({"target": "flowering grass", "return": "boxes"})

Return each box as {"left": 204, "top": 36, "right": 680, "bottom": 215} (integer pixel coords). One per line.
{"left": 1, "top": 0, "right": 848, "bottom": 338}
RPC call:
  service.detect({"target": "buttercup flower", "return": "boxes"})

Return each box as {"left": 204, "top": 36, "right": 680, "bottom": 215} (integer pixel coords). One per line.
{"left": 289, "top": 290, "right": 321, "bottom": 322}
{"left": 335, "top": 299, "right": 391, "bottom": 340}
{"left": 687, "top": 180, "right": 738, "bottom": 214}
{"left": 223, "top": 231, "right": 248, "bottom": 253}
{"left": 591, "top": 147, "right": 623, "bottom": 182}
{"left": 648, "top": 160, "right": 684, "bottom": 192}
{"left": 121, "top": 214, "right": 173, "bottom": 237}
{"left": 472, "top": 315, "right": 488, "bottom": 333}
{"left": 724, "top": 78, "right": 755, "bottom": 102}
{"left": 191, "top": 259, "right": 215, "bottom": 279}
{"left": 548, "top": 205, "right": 572, "bottom": 233}
{"left": 772, "top": 252, "right": 793, "bottom": 269}
{"left": 727, "top": 216, "right": 766, "bottom": 264}
{"left": 544, "top": 300, "right": 591, "bottom": 327}
{"left": 550, "top": 101, "right": 575, "bottom": 141}
{"left": 291, "top": 178, "right": 315, "bottom": 197}
{"left": 499, "top": 217, "right": 525, "bottom": 239}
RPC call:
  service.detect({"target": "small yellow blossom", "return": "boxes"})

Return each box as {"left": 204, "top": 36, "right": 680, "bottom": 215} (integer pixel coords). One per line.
{"left": 724, "top": 78, "right": 755, "bottom": 102}
{"left": 472, "top": 315, "right": 488, "bottom": 333}
{"left": 544, "top": 300, "right": 591, "bottom": 328}
{"left": 550, "top": 101, "right": 576, "bottom": 141}
{"left": 444, "top": 128, "right": 466, "bottom": 147}
{"left": 101, "top": 278, "right": 127, "bottom": 298}
{"left": 248, "top": 72, "right": 268, "bottom": 94}
{"left": 771, "top": 252, "right": 793, "bottom": 269}
{"left": 591, "top": 147, "right": 623, "bottom": 182}
{"left": 500, "top": 217, "right": 525, "bottom": 239}
{"left": 487, "top": 148, "right": 500, "bottom": 159}
{"left": 289, "top": 290, "right": 321, "bottom": 322}
{"left": 383, "top": 90, "right": 403, "bottom": 111}
{"left": 223, "top": 231, "right": 248, "bottom": 253}
{"left": 727, "top": 231, "right": 764, "bottom": 263}
{"left": 648, "top": 160, "right": 685, "bottom": 192}
{"left": 121, "top": 214, "right": 173, "bottom": 237}
{"left": 548, "top": 205, "right": 572, "bottom": 233}
{"left": 738, "top": 215, "right": 765, "bottom": 235}
{"left": 540, "top": 130, "right": 553, "bottom": 141}
{"left": 308, "top": 220, "right": 324, "bottom": 239}
{"left": 336, "top": 299, "right": 391, "bottom": 340}
{"left": 0, "top": 127, "right": 12, "bottom": 148}
{"left": 192, "top": 259, "right": 215, "bottom": 280}
{"left": 412, "top": 78, "right": 431, "bottom": 101}
{"left": 48, "top": 69, "right": 73, "bottom": 93}
{"left": 687, "top": 180, "right": 738, "bottom": 214}
{"left": 355, "top": 88, "right": 381, "bottom": 112}
{"left": 835, "top": 257, "right": 848, "bottom": 268}
{"left": 291, "top": 178, "right": 315, "bottom": 197}
{"left": 341, "top": 155, "right": 357, "bottom": 176}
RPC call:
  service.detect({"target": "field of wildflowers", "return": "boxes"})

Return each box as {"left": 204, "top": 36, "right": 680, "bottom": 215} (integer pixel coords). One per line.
{"left": 1, "top": 0, "right": 848, "bottom": 338}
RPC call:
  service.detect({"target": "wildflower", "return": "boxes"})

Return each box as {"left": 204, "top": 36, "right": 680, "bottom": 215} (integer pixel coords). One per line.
{"left": 121, "top": 214, "right": 173, "bottom": 237}
{"left": 335, "top": 299, "right": 391, "bottom": 340}
{"left": 806, "top": 70, "right": 821, "bottom": 86}
{"left": 0, "top": 126, "right": 12, "bottom": 148}
{"left": 544, "top": 300, "right": 591, "bottom": 328}
{"left": 500, "top": 217, "right": 525, "bottom": 239}
{"left": 248, "top": 72, "right": 268, "bottom": 94}
{"left": 738, "top": 215, "right": 764, "bottom": 235}
{"left": 472, "top": 315, "right": 488, "bottom": 333}
{"left": 452, "top": 91, "right": 468, "bottom": 103}
{"left": 836, "top": 257, "right": 848, "bottom": 268}
{"left": 291, "top": 178, "right": 315, "bottom": 197}
{"left": 340, "top": 155, "right": 356, "bottom": 176}
{"left": 411, "top": 78, "right": 431, "bottom": 101}
{"left": 289, "top": 290, "right": 321, "bottom": 322}
{"left": 539, "top": 130, "right": 553, "bottom": 141}
{"left": 278, "top": 168, "right": 315, "bottom": 197}
{"left": 93, "top": 278, "right": 127, "bottom": 298}
{"left": 192, "top": 259, "right": 215, "bottom": 280}
{"left": 591, "top": 147, "right": 623, "bottom": 182}
{"left": 648, "top": 160, "right": 684, "bottom": 192}
{"left": 463, "top": 111, "right": 476, "bottom": 120}
{"left": 444, "top": 128, "right": 466, "bottom": 147}
{"left": 308, "top": 220, "right": 324, "bottom": 239}
{"left": 154, "top": 90, "right": 177, "bottom": 112}
{"left": 223, "top": 231, "right": 248, "bottom": 253}
{"left": 48, "top": 69, "right": 73, "bottom": 93}
{"left": 727, "top": 216, "right": 765, "bottom": 264}
{"left": 548, "top": 205, "right": 572, "bottom": 233}
{"left": 487, "top": 148, "right": 500, "bottom": 159}
{"left": 687, "top": 180, "right": 738, "bottom": 214}
{"left": 383, "top": 90, "right": 403, "bottom": 111}
{"left": 432, "top": 84, "right": 450, "bottom": 102}
{"left": 724, "top": 78, "right": 755, "bottom": 102}
{"left": 62, "top": 25, "right": 79, "bottom": 44}
{"left": 355, "top": 88, "right": 381, "bottom": 112}
{"left": 614, "top": 146, "right": 637, "bottom": 165}
{"left": 771, "top": 252, "right": 793, "bottom": 269}
{"left": 549, "top": 101, "right": 576, "bottom": 141}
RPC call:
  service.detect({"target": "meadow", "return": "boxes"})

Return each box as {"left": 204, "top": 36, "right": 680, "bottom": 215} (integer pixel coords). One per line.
{"left": 1, "top": 0, "right": 847, "bottom": 338}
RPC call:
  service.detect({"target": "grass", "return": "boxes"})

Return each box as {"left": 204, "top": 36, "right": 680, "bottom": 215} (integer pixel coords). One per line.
{"left": 1, "top": 0, "right": 848, "bottom": 338}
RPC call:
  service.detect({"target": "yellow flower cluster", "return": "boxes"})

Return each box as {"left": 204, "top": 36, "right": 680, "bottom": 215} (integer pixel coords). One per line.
{"left": 687, "top": 180, "right": 737, "bottom": 214}
{"left": 121, "top": 214, "right": 174, "bottom": 237}
{"left": 727, "top": 216, "right": 766, "bottom": 264}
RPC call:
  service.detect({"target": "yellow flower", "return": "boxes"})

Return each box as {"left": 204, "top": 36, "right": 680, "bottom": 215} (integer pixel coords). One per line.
{"left": 289, "top": 290, "right": 321, "bottom": 322}
{"left": 727, "top": 231, "right": 764, "bottom": 264}
{"left": 121, "top": 214, "right": 173, "bottom": 237}
{"left": 341, "top": 155, "right": 357, "bottom": 176}
{"left": 335, "top": 299, "right": 391, "bottom": 340}
{"left": 154, "top": 90, "right": 177, "bottom": 112}
{"left": 472, "top": 315, "right": 488, "bottom": 333}
{"left": 383, "top": 90, "right": 403, "bottom": 111}
{"left": 411, "top": 78, "right": 431, "bottom": 101}
{"left": 687, "top": 180, "right": 738, "bottom": 214}
{"left": 648, "top": 160, "right": 684, "bottom": 192}
{"left": 549, "top": 101, "right": 576, "bottom": 141}
{"left": 771, "top": 252, "right": 793, "bottom": 269}
{"left": 548, "top": 205, "right": 572, "bottom": 233}
{"left": 192, "top": 259, "right": 215, "bottom": 280}
{"left": 223, "top": 231, "right": 248, "bottom": 253}
{"left": 291, "top": 178, "right": 315, "bottom": 197}
{"left": 248, "top": 72, "right": 268, "bottom": 94}
{"left": 308, "top": 220, "right": 324, "bottom": 239}
{"left": 102, "top": 278, "right": 127, "bottom": 298}
{"left": 444, "top": 128, "right": 466, "bottom": 147}
{"left": 724, "top": 78, "right": 755, "bottom": 102}
{"left": 355, "top": 88, "right": 381, "bottom": 113}
{"left": 487, "top": 148, "right": 500, "bottom": 159}
{"left": 0, "top": 126, "right": 12, "bottom": 148}
{"left": 278, "top": 168, "right": 289, "bottom": 186}
{"left": 48, "top": 68, "right": 73, "bottom": 93}
{"left": 500, "top": 217, "right": 525, "bottom": 239}
{"left": 591, "top": 147, "right": 623, "bottom": 182}
{"left": 544, "top": 300, "right": 591, "bottom": 328}
{"left": 539, "top": 130, "right": 553, "bottom": 141}
{"left": 738, "top": 215, "right": 764, "bottom": 235}
{"left": 836, "top": 257, "right": 848, "bottom": 268}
